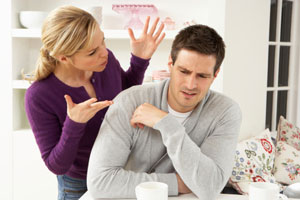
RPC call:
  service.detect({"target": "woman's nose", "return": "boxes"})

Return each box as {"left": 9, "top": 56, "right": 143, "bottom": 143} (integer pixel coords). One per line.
{"left": 100, "top": 47, "right": 108, "bottom": 58}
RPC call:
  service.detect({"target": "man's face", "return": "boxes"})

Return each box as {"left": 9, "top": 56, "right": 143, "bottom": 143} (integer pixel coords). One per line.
{"left": 167, "top": 49, "right": 219, "bottom": 113}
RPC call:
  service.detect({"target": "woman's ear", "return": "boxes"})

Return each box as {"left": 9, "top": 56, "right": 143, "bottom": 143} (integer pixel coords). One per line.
{"left": 56, "top": 55, "right": 68, "bottom": 63}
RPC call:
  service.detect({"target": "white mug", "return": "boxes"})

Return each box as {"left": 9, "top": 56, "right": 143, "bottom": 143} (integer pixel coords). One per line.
{"left": 135, "top": 181, "right": 168, "bottom": 200}
{"left": 249, "top": 182, "right": 288, "bottom": 200}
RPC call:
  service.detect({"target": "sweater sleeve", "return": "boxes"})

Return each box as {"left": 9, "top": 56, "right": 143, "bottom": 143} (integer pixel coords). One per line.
{"left": 25, "top": 89, "right": 86, "bottom": 175}
{"left": 121, "top": 53, "right": 149, "bottom": 90}
{"left": 153, "top": 104, "right": 242, "bottom": 200}
{"left": 87, "top": 99, "right": 178, "bottom": 199}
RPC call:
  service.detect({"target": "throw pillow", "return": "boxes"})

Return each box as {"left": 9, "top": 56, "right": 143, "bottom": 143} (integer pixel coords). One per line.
{"left": 273, "top": 141, "right": 300, "bottom": 184}
{"left": 277, "top": 116, "right": 300, "bottom": 151}
{"left": 229, "top": 129, "right": 277, "bottom": 194}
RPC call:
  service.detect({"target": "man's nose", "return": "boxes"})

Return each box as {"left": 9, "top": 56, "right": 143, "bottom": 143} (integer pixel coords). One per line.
{"left": 186, "top": 75, "right": 197, "bottom": 90}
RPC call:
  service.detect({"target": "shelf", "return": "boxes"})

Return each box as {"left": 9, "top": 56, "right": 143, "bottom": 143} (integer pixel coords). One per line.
{"left": 11, "top": 29, "right": 178, "bottom": 39}
{"left": 13, "top": 80, "right": 31, "bottom": 89}
{"left": 12, "top": 29, "right": 41, "bottom": 38}
{"left": 13, "top": 129, "right": 32, "bottom": 135}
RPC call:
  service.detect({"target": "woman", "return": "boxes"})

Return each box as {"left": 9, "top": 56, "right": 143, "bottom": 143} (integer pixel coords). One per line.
{"left": 24, "top": 5, "right": 165, "bottom": 200}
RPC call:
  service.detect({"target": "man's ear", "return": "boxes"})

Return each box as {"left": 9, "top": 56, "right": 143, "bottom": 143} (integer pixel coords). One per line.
{"left": 168, "top": 55, "right": 173, "bottom": 72}
{"left": 214, "top": 68, "right": 221, "bottom": 78}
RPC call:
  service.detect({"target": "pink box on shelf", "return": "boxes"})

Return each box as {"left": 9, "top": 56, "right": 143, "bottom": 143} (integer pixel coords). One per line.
{"left": 112, "top": 4, "right": 158, "bottom": 30}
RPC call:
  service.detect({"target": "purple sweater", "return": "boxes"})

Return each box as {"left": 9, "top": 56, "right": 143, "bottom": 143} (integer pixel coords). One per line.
{"left": 25, "top": 49, "right": 149, "bottom": 179}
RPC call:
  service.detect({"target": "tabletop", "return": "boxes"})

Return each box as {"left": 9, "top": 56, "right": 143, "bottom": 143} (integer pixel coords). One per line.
{"left": 79, "top": 192, "right": 250, "bottom": 200}
{"left": 79, "top": 191, "right": 300, "bottom": 200}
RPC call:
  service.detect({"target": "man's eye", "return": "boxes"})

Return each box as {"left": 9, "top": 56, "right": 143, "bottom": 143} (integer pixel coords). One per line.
{"left": 180, "top": 70, "right": 188, "bottom": 74}
{"left": 198, "top": 75, "right": 209, "bottom": 79}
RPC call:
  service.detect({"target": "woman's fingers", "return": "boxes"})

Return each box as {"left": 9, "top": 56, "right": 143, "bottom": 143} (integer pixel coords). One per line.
{"left": 153, "top": 22, "right": 165, "bottom": 41}
{"left": 155, "top": 32, "right": 166, "bottom": 46}
{"left": 90, "top": 100, "right": 113, "bottom": 110}
{"left": 148, "top": 17, "right": 160, "bottom": 36}
{"left": 128, "top": 28, "right": 136, "bottom": 42}
{"left": 83, "top": 97, "right": 98, "bottom": 106}
{"left": 64, "top": 94, "right": 75, "bottom": 110}
{"left": 142, "top": 16, "right": 150, "bottom": 34}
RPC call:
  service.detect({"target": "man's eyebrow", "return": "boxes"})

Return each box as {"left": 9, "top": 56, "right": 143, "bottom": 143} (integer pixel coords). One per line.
{"left": 178, "top": 66, "right": 212, "bottom": 77}
{"left": 178, "top": 66, "right": 191, "bottom": 72}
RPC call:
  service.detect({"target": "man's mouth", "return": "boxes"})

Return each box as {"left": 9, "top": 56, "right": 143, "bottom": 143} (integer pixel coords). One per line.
{"left": 181, "top": 91, "right": 197, "bottom": 98}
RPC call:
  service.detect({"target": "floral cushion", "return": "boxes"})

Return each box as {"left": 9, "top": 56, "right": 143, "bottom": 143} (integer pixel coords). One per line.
{"left": 277, "top": 116, "right": 300, "bottom": 151}
{"left": 229, "top": 129, "right": 277, "bottom": 194}
{"left": 273, "top": 141, "right": 300, "bottom": 184}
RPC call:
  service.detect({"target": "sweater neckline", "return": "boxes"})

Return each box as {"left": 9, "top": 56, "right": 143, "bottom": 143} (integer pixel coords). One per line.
{"left": 49, "top": 73, "right": 95, "bottom": 90}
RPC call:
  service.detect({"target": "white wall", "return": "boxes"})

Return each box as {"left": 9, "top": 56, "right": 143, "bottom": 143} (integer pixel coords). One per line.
{"left": 0, "top": 0, "right": 13, "bottom": 199}
{"left": 223, "top": 0, "right": 270, "bottom": 141}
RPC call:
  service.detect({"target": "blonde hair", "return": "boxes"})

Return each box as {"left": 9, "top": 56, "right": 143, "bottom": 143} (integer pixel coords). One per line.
{"left": 31, "top": 5, "right": 98, "bottom": 81}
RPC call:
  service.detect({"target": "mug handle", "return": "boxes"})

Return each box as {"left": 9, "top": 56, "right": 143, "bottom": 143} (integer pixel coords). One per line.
{"left": 279, "top": 194, "right": 288, "bottom": 200}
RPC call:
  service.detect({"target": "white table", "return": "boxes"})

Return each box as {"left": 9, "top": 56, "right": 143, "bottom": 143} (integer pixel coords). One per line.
{"left": 79, "top": 192, "right": 249, "bottom": 200}
{"left": 80, "top": 191, "right": 300, "bottom": 200}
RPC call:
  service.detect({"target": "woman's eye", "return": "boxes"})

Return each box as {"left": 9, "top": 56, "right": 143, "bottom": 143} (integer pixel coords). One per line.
{"left": 89, "top": 50, "right": 96, "bottom": 56}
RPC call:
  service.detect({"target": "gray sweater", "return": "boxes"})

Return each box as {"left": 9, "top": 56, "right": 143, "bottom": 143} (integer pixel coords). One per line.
{"left": 87, "top": 79, "right": 242, "bottom": 200}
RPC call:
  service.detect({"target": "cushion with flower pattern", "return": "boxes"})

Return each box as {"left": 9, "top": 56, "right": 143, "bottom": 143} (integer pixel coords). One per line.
{"left": 277, "top": 116, "right": 300, "bottom": 151}
{"left": 229, "top": 129, "right": 277, "bottom": 194}
{"left": 273, "top": 141, "right": 300, "bottom": 184}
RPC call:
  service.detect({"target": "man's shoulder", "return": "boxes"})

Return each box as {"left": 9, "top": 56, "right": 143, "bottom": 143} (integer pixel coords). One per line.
{"left": 209, "top": 90, "right": 237, "bottom": 105}
{"left": 207, "top": 90, "right": 242, "bottom": 117}
{"left": 114, "top": 80, "right": 167, "bottom": 103}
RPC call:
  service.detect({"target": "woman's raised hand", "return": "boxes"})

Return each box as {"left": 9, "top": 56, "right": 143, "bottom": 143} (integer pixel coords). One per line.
{"left": 64, "top": 95, "right": 113, "bottom": 123}
{"left": 128, "top": 16, "right": 165, "bottom": 60}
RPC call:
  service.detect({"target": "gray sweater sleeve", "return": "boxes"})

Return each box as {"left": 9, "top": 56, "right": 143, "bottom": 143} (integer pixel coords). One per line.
{"left": 153, "top": 104, "right": 242, "bottom": 200}
{"left": 87, "top": 100, "right": 178, "bottom": 199}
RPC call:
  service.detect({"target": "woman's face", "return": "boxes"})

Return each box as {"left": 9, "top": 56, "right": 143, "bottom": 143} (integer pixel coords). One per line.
{"left": 70, "top": 25, "right": 108, "bottom": 72}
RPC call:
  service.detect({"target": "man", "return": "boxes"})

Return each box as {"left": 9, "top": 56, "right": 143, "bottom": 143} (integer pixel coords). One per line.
{"left": 87, "top": 24, "right": 242, "bottom": 200}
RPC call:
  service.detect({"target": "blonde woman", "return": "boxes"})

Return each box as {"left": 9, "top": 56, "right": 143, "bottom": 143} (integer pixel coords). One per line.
{"left": 24, "top": 5, "right": 165, "bottom": 200}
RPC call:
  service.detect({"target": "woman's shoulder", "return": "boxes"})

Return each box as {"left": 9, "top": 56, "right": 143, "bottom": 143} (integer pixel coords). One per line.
{"left": 26, "top": 74, "right": 56, "bottom": 98}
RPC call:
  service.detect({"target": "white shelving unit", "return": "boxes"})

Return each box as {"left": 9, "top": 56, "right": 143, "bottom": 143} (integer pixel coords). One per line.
{"left": 11, "top": 28, "right": 178, "bottom": 91}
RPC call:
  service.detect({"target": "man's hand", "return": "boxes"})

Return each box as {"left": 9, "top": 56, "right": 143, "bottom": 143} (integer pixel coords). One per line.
{"left": 128, "top": 16, "right": 165, "bottom": 60}
{"left": 130, "top": 103, "right": 167, "bottom": 129}
{"left": 65, "top": 95, "right": 113, "bottom": 123}
{"left": 176, "top": 173, "right": 192, "bottom": 194}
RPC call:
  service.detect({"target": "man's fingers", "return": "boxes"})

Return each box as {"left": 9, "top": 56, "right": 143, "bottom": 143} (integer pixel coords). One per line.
{"left": 137, "top": 123, "right": 144, "bottom": 129}
{"left": 130, "top": 114, "right": 145, "bottom": 129}
{"left": 130, "top": 118, "right": 137, "bottom": 128}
